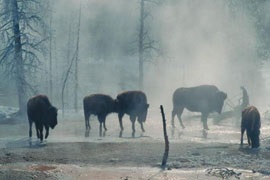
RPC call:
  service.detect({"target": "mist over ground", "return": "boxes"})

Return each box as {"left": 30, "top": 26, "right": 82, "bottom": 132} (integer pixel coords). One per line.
{"left": 1, "top": 0, "right": 270, "bottom": 113}
{"left": 1, "top": 1, "right": 270, "bottom": 179}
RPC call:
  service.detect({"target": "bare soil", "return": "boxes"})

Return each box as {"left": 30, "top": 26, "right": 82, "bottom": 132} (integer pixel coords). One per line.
{"left": 1, "top": 112, "right": 270, "bottom": 179}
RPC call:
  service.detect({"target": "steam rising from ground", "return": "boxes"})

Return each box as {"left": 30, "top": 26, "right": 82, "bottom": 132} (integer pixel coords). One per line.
{"left": 0, "top": 0, "right": 269, "bottom": 113}
{"left": 1, "top": 4, "right": 270, "bottom": 179}
{"left": 144, "top": 0, "right": 264, "bottom": 110}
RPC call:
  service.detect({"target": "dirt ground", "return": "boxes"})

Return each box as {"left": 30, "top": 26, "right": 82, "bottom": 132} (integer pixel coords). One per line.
{"left": 1, "top": 111, "right": 270, "bottom": 180}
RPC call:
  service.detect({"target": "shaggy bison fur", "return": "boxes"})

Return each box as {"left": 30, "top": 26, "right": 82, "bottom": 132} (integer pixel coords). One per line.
{"left": 83, "top": 94, "right": 117, "bottom": 136}
{"left": 172, "top": 85, "right": 227, "bottom": 130}
{"left": 27, "top": 95, "right": 58, "bottom": 142}
{"left": 241, "top": 106, "right": 261, "bottom": 148}
{"left": 116, "top": 91, "right": 149, "bottom": 136}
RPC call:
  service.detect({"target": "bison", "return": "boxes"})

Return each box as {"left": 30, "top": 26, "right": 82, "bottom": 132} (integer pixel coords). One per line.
{"left": 172, "top": 85, "right": 227, "bottom": 130}
{"left": 27, "top": 95, "right": 58, "bottom": 142}
{"left": 116, "top": 91, "right": 149, "bottom": 137}
{"left": 83, "top": 94, "right": 117, "bottom": 136}
{"left": 241, "top": 106, "right": 261, "bottom": 148}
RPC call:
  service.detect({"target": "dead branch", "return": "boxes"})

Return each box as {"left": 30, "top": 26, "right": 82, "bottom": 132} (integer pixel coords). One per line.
{"left": 160, "top": 105, "right": 169, "bottom": 168}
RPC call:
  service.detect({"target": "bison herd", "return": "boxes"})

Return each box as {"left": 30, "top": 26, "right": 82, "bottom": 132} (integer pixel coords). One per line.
{"left": 27, "top": 85, "right": 261, "bottom": 149}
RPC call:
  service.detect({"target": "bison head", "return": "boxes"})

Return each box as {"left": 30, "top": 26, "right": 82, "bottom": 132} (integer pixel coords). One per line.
{"left": 215, "top": 91, "right": 227, "bottom": 114}
{"left": 113, "top": 99, "right": 120, "bottom": 113}
{"left": 138, "top": 104, "right": 149, "bottom": 123}
{"left": 48, "top": 106, "right": 58, "bottom": 129}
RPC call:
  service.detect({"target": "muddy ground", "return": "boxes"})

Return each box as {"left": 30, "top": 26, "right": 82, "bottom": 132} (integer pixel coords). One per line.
{"left": 1, "top": 110, "right": 270, "bottom": 179}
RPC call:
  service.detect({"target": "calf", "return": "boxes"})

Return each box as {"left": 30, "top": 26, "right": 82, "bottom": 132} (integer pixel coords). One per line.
{"left": 83, "top": 94, "right": 117, "bottom": 136}
{"left": 27, "top": 95, "right": 58, "bottom": 142}
{"left": 241, "top": 106, "right": 261, "bottom": 148}
{"left": 116, "top": 91, "right": 149, "bottom": 136}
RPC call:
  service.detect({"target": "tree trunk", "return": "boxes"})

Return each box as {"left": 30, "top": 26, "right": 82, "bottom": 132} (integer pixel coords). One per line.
{"left": 139, "top": 0, "right": 145, "bottom": 90}
{"left": 74, "top": 3, "right": 81, "bottom": 112}
{"left": 61, "top": 22, "right": 72, "bottom": 116}
{"left": 49, "top": 0, "right": 53, "bottom": 98}
{"left": 11, "top": 0, "right": 27, "bottom": 116}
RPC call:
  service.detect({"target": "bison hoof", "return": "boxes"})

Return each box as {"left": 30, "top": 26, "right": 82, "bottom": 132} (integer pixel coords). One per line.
{"left": 202, "top": 129, "right": 208, "bottom": 138}
{"left": 85, "top": 131, "right": 90, "bottom": 137}
{"left": 119, "top": 131, "right": 123, "bottom": 138}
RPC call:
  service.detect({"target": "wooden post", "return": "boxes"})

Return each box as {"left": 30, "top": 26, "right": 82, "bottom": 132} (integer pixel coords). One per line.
{"left": 160, "top": 105, "right": 169, "bottom": 168}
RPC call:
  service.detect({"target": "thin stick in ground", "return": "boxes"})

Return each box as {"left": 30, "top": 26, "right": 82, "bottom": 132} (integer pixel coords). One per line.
{"left": 160, "top": 105, "right": 169, "bottom": 168}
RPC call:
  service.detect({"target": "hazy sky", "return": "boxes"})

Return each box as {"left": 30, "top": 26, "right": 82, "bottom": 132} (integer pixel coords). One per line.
{"left": 1, "top": 0, "right": 269, "bottom": 111}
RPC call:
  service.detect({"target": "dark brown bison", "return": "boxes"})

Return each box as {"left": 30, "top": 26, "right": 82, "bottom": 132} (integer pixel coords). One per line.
{"left": 116, "top": 91, "right": 149, "bottom": 136}
{"left": 172, "top": 85, "right": 227, "bottom": 130}
{"left": 83, "top": 94, "right": 117, "bottom": 136}
{"left": 241, "top": 106, "right": 261, "bottom": 148}
{"left": 27, "top": 95, "right": 58, "bottom": 142}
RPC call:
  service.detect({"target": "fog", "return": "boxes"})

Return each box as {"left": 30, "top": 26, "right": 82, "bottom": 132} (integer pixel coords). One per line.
{"left": 1, "top": 0, "right": 270, "bottom": 113}
{"left": 145, "top": 0, "right": 266, "bottom": 109}
{"left": 2, "top": 2, "right": 270, "bottom": 178}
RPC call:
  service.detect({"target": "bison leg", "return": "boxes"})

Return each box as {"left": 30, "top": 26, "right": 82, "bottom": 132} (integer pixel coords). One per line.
{"left": 176, "top": 108, "right": 185, "bottom": 129}
{"left": 240, "top": 128, "right": 245, "bottom": 145}
{"left": 140, "top": 122, "right": 145, "bottom": 132}
{"left": 130, "top": 115, "right": 136, "bottom": 137}
{"left": 45, "top": 126, "right": 49, "bottom": 139}
{"left": 98, "top": 116, "right": 103, "bottom": 137}
{"left": 99, "top": 123, "right": 102, "bottom": 137}
{"left": 29, "top": 120, "right": 33, "bottom": 138}
{"left": 172, "top": 106, "right": 184, "bottom": 128}
{"left": 247, "top": 130, "right": 251, "bottom": 146}
{"left": 102, "top": 117, "right": 107, "bottom": 131}
{"left": 130, "top": 115, "right": 136, "bottom": 132}
{"left": 35, "top": 123, "right": 40, "bottom": 139}
{"left": 171, "top": 108, "right": 177, "bottom": 128}
{"left": 98, "top": 115, "right": 107, "bottom": 137}
{"left": 97, "top": 115, "right": 106, "bottom": 130}
{"left": 103, "top": 121, "right": 107, "bottom": 131}
{"left": 84, "top": 112, "right": 91, "bottom": 131}
{"left": 39, "top": 126, "right": 44, "bottom": 142}
{"left": 172, "top": 106, "right": 185, "bottom": 129}
{"left": 118, "top": 113, "right": 124, "bottom": 131}
{"left": 201, "top": 113, "right": 209, "bottom": 130}
{"left": 36, "top": 124, "right": 44, "bottom": 142}
{"left": 251, "top": 130, "right": 260, "bottom": 148}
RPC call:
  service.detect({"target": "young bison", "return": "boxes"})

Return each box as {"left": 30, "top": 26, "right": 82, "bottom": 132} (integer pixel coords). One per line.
{"left": 116, "top": 91, "right": 149, "bottom": 137}
{"left": 83, "top": 94, "right": 117, "bottom": 136}
{"left": 27, "top": 95, "right": 58, "bottom": 142}
{"left": 241, "top": 106, "right": 261, "bottom": 148}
